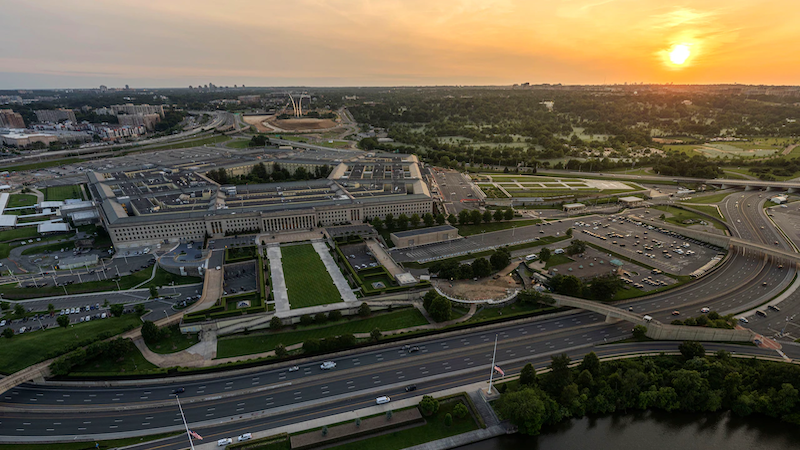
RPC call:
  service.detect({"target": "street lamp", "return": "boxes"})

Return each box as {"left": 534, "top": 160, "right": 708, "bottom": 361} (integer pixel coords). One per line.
{"left": 175, "top": 395, "right": 196, "bottom": 450}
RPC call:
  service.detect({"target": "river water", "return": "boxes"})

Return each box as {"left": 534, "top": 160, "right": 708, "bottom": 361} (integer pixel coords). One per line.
{"left": 458, "top": 410, "right": 800, "bottom": 450}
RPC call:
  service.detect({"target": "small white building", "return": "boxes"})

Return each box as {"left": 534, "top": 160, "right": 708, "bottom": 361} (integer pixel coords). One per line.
{"left": 619, "top": 196, "right": 644, "bottom": 207}
{"left": 771, "top": 195, "right": 788, "bottom": 204}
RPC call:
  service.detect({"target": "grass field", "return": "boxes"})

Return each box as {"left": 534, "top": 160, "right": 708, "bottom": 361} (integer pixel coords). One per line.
{"left": 682, "top": 204, "right": 724, "bottom": 220}
{"left": 681, "top": 192, "right": 735, "bottom": 204}
{"left": 465, "top": 303, "right": 553, "bottom": 324}
{"left": 651, "top": 205, "right": 726, "bottom": 230}
{"left": 43, "top": 185, "right": 83, "bottom": 201}
{"left": 139, "top": 135, "right": 230, "bottom": 151}
{"left": 216, "top": 308, "right": 429, "bottom": 358}
{"left": 282, "top": 244, "right": 342, "bottom": 308}
{"left": 0, "top": 267, "right": 200, "bottom": 300}
{"left": 20, "top": 240, "right": 76, "bottom": 255}
{"left": 544, "top": 254, "right": 574, "bottom": 269}
{"left": 225, "top": 139, "right": 252, "bottom": 149}
{"left": 0, "top": 227, "right": 39, "bottom": 242}
{"left": 5, "top": 157, "right": 84, "bottom": 172}
{"left": 6, "top": 193, "right": 37, "bottom": 208}
{"left": 0, "top": 314, "right": 143, "bottom": 374}
{"left": 323, "top": 399, "right": 478, "bottom": 450}
{"left": 144, "top": 325, "right": 199, "bottom": 354}
{"left": 69, "top": 342, "right": 159, "bottom": 376}
{"left": 456, "top": 219, "right": 540, "bottom": 236}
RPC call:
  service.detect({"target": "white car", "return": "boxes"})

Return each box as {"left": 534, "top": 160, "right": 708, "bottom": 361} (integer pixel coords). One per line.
{"left": 288, "top": 366, "right": 300, "bottom": 372}
{"left": 320, "top": 361, "right": 336, "bottom": 370}
{"left": 238, "top": 433, "right": 252, "bottom": 441}
{"left": 217, "top": 437, "right": 233, "bottom": 446}
{"left": 700, "top": 307, "right": 710, "bottom": 314}
{"left": 0, "top": 320, "right": 6, "bottom": 327}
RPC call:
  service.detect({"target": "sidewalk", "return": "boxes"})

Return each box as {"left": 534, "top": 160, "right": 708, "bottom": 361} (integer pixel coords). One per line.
{"left": 313, "top": 240, "right": 358, "bottom": 303}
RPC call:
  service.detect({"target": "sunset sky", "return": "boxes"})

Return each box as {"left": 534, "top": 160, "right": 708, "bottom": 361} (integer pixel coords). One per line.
{"left": 1, "top": 0, "right": 799, "bottom": 88}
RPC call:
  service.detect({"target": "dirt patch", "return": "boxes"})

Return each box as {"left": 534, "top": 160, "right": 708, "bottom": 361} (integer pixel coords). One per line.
{"left": 437, "top": 275, "right": 520, "bottom": 301}
{"left": 242, "top": 115, "right": 278, "bottom": 133}
{"left": 268, "top": 118, "right": 338, "bottom": 131}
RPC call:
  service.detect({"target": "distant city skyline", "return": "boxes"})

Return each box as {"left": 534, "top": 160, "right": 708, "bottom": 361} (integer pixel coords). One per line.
{"left": 2, "top": 0, "right": 799, "bottom": 89}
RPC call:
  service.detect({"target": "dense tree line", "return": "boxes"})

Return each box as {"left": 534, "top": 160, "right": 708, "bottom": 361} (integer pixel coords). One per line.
{"left": 428, "top": 248, "right": 512, "bottom": 280}
{"left": 496, "top": 344, "right": 800, "bottom": 436}
{"left": 547, "top": 273, "right": 624, "bottom": 302}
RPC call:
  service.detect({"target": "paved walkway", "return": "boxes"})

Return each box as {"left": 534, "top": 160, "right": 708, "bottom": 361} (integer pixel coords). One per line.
{"left": 266, "top": 245, "right": 290, "bottom": 313}
{"left": 312, "top": 240, "right": 357, "bottom": 303}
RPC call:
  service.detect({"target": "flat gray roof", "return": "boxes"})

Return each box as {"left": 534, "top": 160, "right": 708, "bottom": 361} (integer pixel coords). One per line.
{"left": 391, "top": 225, "right": 457, "bottom": 238}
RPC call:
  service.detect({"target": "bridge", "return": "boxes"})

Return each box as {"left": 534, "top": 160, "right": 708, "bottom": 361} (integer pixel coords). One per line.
{"left": 550, "top": 294, "right": 755, "bottom": 342}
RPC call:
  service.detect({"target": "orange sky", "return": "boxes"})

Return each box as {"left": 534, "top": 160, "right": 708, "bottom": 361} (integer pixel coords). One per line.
{"left": 1, "top": 0, "right": 799, "bottom": 88}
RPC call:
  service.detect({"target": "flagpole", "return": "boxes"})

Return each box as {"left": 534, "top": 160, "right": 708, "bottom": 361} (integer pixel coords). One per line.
{"left": 487, "top": 334, "right": 498, "bottom": 394}
{"left": 175, "top": 395, "right": 196, "bottom": 450}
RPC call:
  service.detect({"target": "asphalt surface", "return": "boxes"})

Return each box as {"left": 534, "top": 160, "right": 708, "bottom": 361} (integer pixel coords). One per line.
{"left": 430, "top": 169, "right": 481, "bottom": 215}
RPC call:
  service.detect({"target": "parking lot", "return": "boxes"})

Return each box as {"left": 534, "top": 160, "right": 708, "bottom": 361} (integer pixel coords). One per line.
{"left": 339, "top": 243, "right": 380, "bottom": 272}
{"left": 223, "top": 261, "right": 258, "bottom": 295}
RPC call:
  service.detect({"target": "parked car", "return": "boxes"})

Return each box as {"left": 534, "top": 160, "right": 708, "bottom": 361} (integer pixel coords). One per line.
{"left": 238, "top": 433, "right": 252, "bottom": 442}
{"left": 217, "top": 438, "right": 233, "bottom": 446}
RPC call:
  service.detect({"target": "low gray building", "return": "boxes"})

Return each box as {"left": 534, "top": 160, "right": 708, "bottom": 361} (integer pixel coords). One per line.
{"left": 390, "top": 225, "right": 460, "bottom": 249}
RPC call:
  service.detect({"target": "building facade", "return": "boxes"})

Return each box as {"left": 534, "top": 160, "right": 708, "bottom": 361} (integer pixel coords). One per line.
{"left": 35, "top": 108, "right": 76, "bottom": 123}
{"left": 0, "top": 109, "right": 25, "bottom": 128}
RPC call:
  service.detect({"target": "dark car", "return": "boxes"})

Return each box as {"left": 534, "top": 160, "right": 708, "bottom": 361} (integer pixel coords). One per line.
{"left": 407, "top": 346, "right": 420, "bottom": 353}
{"left": 172, "top": 387, "right": 185, "bottom": 395}
{"left": 405, "top": 385, "right": 417, "bottom": 392}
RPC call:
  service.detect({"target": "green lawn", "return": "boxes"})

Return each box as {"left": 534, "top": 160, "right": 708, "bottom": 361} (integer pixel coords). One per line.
{"left": 0, "top": 227, "right": 39, "bottom": 242}
{"left": 680, "top": 192, "right": 735, "bottom": 204}
{"left": 651, "top": 205, "right": 726, "bottom": 230}
{"left": 0, "top": 267, "right": 200, "bottom": 300}
{"left": 225, "top": 139, "right": 252, "bottom": 149}
{"left": 225, "top": 246, "right": 257, "bottom": 263}
{"left": 20, "top": 240, "right": 76, "bottom": 255}
{"left": 43, "top": 185, "right": 83, "bottom": 201}
{"left": 682, "top": 204, "right": 724, "bottom": 220}
{"left": 69, "top": 339, "right": 160, "bottom": 376}
{"left": 216, "top": 308, "right": 429, "bottom": 358}
{"left": 141, "top": 135, "right": 230, "bottom": 151}
{"left": 456, "top": 219, "right": 540, "bottom": 236}
{"left": 465, "top": 302, "right": 552, "bottom": 323}
{"left": 5, "top": 157, "right": 84, "bottom": 172}
{"left": 544, "top": 253, "right": 574, "bottom": 269}
{"left": 6, "top": 193, "right": 38, "bottom": 208}
{"left": 324, "top": 399, "right": 478, "bottom": 450}
{"left": 0, "top": 314, "right": 143, "bottom": 374}
{"left": 145, "top": 325, "right": 200, "bottom": 354}
{"left": 282, "top": 244, "right": 342, "bottom": 308}
{"left": 0, "top": 432, "right": 182, "bottom": 450}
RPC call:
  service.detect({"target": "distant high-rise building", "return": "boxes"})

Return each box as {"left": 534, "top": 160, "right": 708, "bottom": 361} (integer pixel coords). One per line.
{"left": 99, "top": 85, "right": 108, "bottom": 92}
{"left": 125, "top": 84, "right": 129, "bottom": 90}
{"left": 0, "top": 109, "right": 26, "bottom": 128}
{"left": 104, "top": 103, "right": 165, "bottom": 118}
{"left": 35, "top": 108, "right": 76, "bottom": 123}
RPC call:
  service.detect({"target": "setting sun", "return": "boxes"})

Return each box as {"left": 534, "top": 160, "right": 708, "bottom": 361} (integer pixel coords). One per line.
{"left": 669, "top": 44, "right": 692, "bottom": 65}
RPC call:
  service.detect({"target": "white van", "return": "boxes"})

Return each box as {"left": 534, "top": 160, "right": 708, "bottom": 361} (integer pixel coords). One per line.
{"left": 238, "top": 433, "right": 252, "bottom": 441}
{"left": 525, "top": 254, "right": 538, "bottom": 261}
{"left": 553, "top": 249, "right": 565, "bottom": 255}
{"left": 217, "top": 437, "right": 232, "bottom": 446}
{"left": 376, "top": 396, "right": 391, "bottom": 405}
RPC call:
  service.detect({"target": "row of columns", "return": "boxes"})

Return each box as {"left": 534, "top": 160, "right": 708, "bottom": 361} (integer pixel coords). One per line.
{"left": 263, "top": 215, "right": 314, "bottom": 232}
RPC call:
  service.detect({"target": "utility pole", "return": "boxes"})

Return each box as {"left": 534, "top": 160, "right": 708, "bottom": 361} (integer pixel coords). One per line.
{"left": 487, "top": 334, "right": 498, "bottom": 394}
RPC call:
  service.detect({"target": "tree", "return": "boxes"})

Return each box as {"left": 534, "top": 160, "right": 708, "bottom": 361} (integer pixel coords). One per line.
{"left": 544, "top": 353, "right": 572, "bottom": 395}
{"left": 359, "top": 302, "right": 371, "bottom": 317}
{"left": 274, "top": 343, "right": 288, "bottom": 358}
{"left": 371, "top": 217, "right": 383, "bottom": 231}
{"left": 299, "top": 314, "right": 314, "bottom": 326}
{"left": 149, "top": 286, "right": 159, "bottom": 298}
{"left": 134, "top": 303, "right": 146, "bottom": 315}
{"left": 471, "top": 257, "right": 492, "bottom": 278}
{"left": 458, "top": 210, "right": 470, "bottom": 226}
{"left": 303, "top": 339, "right": 320, "bottom": 353}
{"left": 538, "top": 247, "right": 551, "bottom": 262}
{"left": 494, "top": 209, "right": 504, "bottom": 222}
{"left": 453, "top": 402, "right": 469, "bottom": 419}
{"left": 328, "top": 310, "right": 342, "bottom": 321}
{"left": 423, "top": 213, "right": 435, "bottom": 227}
{"left": 444, "top": 413, "right": 453, "bottom": 426}
{"left": 396, "top": 213, "right": 409, "bottom": 230}
{"left": 270, "top": 316, "right": 283, "bottom": 330}
{"left": 419, "top": 395, "right": 440, "bottom": 416}
{"left": 0, "top": 302, "right": 9, "bottom": 311}
{"left": 110, "top": 304, "right": 124, "bottom": 317}
{"left": 428, "top": 296, "right": 452, "bottom": 322}
{"left": 384, "top": 213, "right": 395, "bottom": 231}
{"left": 566, "top": 227, "right": 573, "bottom": 237}
{"left": 57, "top": 315, "right": 70, "bottom": 328}
{"left": 632, "top": 325, "right": 648, "bottom": 339}
{"left": 679, "top": 341, "right": 706, "bottom": 360}
{"left": 470, "top": 209, "right": 482, "bottom": 225}
{"left": 410, "top": 213, "right": 421, "bottom": 228}
{"left": 483, "top": 211, "right": 493, "bottom": 223}
{"left": 141, "top": 321, "right": 160, "bottom": 344}
{"left": 520, "top": 363, "right": 538, "bottom": 387}
{"left": 504, "top": 208, "right": 514, "bottom": 220}
{"left": 14, "top": 303, "right": 25, "bottom": 317}
{"left": 47, "top": 303, "right": 55, "bottom": 314}
{"left": 423, "top": 290, "right": 439, "bottom": 310}
{"left": 495, "top": 388, "right": 549, "bottom": 435}
{"left": 370, "top": 328, "right": 382, "bottom": 342}
{"left": 315, "top": 313, "right": 327, "bottom": 324}
{"left": 436, "top": 213, "right": 446, "bottom": 225}
{"left": 490, "top": 248, "right": 511, "bottom": 271}
{"left": 549, "top": 274, "right": 584, "bottom": 297}
{"left": 577, "top": 352, "right": 600, "bottom": 376}
{"left": 2, "top": 328, "right": 13, "bottom": 339}
{"left": 587, "top": 274, "right": 623, "bottom": 301}
{"left": 447, "top": 214, "right": 457, "bottom": 225}
{"left": 565, "top": 239, "right": 586, "bottom": 255}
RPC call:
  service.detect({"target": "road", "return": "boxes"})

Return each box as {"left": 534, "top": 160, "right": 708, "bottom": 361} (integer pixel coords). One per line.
{"left": 430, "top": 169, "right": 481, "bottom": 215}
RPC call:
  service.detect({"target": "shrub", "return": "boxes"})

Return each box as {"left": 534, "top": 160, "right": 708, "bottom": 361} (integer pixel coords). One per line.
{"left": 444, "top": 413, "right": 453, "bottom": 426}
{"left": 270, "top": 316, "right": 283, "bottom": 330}
{"left": 419, "top": 395, "right": 439, "bottom": 416}
{"left": 2, "top": 328, "right": 13, "bottom": 339}
{"left": 274, "top": 343, "right": 288, "bottom": 358}
{"left": 328, "top": 310, "right": 343, "bottom": 321}
{"left": 315, "top": 313, "right": 327, "bottom": 324}
{"left": 299, "top": 314, "right": 314, "bottom": 326}
{"left": 453, "top": 402, "right": 468, "bottom": 419}
{"left": 358, "top": 302, "right": 371, "bottom": 317}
